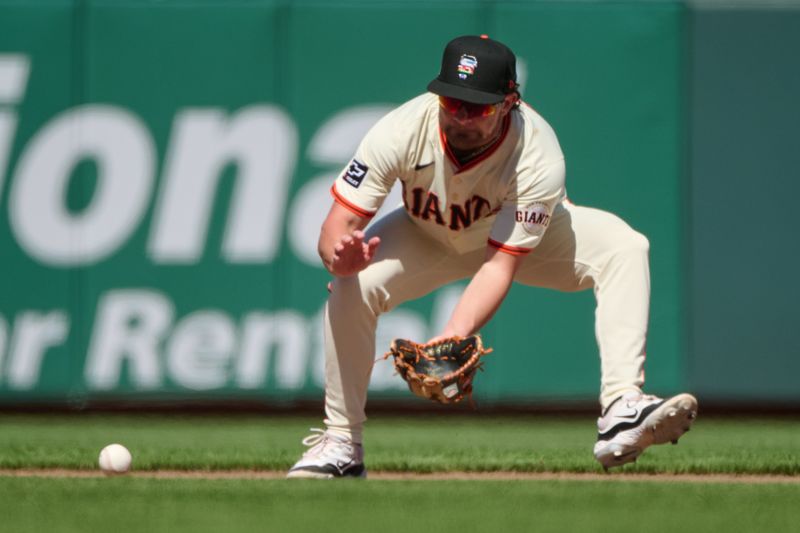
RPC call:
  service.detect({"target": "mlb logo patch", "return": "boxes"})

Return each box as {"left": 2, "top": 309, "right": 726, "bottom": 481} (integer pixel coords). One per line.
{"left": 343, "top": 159, "right": 368, "bottom": 188}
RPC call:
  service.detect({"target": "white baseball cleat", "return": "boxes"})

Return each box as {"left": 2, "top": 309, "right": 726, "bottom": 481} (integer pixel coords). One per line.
{"left": 286, "top": 428, "right": 367, "bottom": 479}
{"left": 593, "top": 391, "right": 698, "bottom": 470}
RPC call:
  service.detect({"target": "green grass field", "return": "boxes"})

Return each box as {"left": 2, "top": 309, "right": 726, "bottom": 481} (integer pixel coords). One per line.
{"left": 1, "top": 413, "right": 798, "bottom": 532}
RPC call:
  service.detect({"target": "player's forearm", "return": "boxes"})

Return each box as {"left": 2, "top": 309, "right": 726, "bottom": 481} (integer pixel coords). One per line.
{"left": 442, "top": 258, "right": 516, "bottom": 337}
{"left": 318, "top": 203, "right": 370, "bottom": 273}
{"left": 318, "top": 226, "right": 344, "bottom": 271}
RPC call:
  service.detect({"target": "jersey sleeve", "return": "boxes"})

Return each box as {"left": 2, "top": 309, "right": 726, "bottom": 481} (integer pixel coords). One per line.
{"left": 331, "top": 111, "right": 404, "bottom": 218}
{"left": 488, "top": 159, "right": 566, "bottom": 255}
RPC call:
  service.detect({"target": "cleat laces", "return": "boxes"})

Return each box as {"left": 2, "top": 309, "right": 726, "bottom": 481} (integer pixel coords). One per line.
{"left": 300, "top": 428, "right": 356, "bottom": 462}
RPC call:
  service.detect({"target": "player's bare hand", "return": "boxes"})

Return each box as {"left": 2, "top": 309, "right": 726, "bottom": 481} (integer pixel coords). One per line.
{"left": 330, "top": 230, "right": 381, "bottom": 277}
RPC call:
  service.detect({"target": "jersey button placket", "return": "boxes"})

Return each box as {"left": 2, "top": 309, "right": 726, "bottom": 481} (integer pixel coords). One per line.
{"left": 450, "top": 174, "right": 464, "bottom": 202}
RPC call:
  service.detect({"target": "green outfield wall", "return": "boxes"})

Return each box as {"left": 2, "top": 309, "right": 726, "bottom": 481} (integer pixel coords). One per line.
{"left": 1, "top": 0, "right": 787, "bottom": 407}
{"left": 688, "top": 5, "right": 800, "bottom": 404}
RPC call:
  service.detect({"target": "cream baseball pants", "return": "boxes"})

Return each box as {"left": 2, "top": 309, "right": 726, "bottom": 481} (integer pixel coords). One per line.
{"left": 323, "top": 201, "right": 649, "bottom": 443}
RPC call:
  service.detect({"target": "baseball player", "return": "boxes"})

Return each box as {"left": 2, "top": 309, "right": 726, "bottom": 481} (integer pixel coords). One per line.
{"left": 287, "top": 35, "right": 698, "bottom": 478}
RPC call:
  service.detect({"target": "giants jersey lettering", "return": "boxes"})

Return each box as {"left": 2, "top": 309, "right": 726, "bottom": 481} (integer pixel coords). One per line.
{"left": 332, "top": 93, "right": 566, "bottom": 255}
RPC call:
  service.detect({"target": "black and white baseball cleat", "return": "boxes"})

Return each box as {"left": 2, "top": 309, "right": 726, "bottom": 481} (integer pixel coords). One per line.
{"left": 593, "top": 392, "right": 698, "bottom": 471}
{"left": 287, "top": 428, "right": 367, "bottom": 479}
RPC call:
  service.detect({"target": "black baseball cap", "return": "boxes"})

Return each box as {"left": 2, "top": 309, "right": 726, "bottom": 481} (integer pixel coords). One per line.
{"left": 427, "top": 35, "right": 517, "bottom": 104}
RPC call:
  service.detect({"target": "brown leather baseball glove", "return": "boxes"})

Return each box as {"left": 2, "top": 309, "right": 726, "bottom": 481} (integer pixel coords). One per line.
{"left": 384, "top": 335, "right": 492, "bottom": 404}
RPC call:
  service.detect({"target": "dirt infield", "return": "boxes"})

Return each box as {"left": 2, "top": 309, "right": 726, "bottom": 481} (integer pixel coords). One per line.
{"left": 1, "top": 469, "right": 798, "bottom": 484}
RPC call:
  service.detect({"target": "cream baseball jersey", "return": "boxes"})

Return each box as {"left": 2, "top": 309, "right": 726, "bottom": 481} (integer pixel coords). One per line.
{"left": 332, "top": 93, "right": 566, "bottom": 255}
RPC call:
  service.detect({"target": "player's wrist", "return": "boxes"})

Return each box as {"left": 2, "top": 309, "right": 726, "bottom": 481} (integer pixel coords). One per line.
{"left": 329, "top": 261, "right": 364, "bottom": 278}
{"left": 440, "top": 323, "right": 472, "bottom": 339}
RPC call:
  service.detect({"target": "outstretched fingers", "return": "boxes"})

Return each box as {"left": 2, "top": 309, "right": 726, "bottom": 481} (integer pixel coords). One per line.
{"left": 330, "top": 231, "right": 379, "bottom": 277}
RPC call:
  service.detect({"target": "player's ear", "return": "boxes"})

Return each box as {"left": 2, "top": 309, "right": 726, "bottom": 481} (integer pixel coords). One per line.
{"left": 500, "top": 93, "right": 519, "bottom": 114}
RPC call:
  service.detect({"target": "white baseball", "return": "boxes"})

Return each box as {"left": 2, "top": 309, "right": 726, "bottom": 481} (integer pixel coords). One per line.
{"left": 98, "top": 443, "right": 132, "bottom": 474}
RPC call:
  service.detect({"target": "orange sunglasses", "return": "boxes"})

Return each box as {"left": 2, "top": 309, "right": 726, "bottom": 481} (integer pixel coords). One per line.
{"left": 438, "top": 96, "right": 499, "bottom": 119}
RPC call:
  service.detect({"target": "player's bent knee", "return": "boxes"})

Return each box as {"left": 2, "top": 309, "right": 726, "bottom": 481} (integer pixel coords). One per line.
{"left": 625, "top": 230, "right": 649, "bottom": 256}
{"left": 604, "top": 229, "right": 649, "bottom": 266}
{"left": 328, "top": 274, "right": 390, "bottom": 316}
